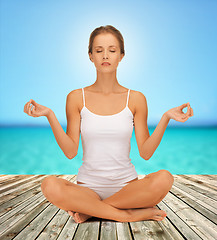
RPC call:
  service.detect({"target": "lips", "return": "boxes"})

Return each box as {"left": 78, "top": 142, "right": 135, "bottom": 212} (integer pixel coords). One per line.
{"left": 102, "top": 62, "right": 111, "bottom": 66}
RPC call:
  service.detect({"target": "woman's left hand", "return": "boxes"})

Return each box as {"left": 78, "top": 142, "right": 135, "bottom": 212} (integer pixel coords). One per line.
{"left": 165, "top": 102, "right": 194, "bottom": 122}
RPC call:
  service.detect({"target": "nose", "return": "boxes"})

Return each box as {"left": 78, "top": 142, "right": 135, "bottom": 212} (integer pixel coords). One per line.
{"left": 103, "top": 50, "right": 109, "bottom": 59}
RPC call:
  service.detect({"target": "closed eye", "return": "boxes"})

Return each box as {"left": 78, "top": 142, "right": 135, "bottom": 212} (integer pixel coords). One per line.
{"left": 96, "top": 51, "right": 116, "bottom": 53}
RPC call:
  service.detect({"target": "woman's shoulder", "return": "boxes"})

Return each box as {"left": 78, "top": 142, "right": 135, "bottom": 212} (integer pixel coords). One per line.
{"left": 130, "top": 89, "right": 146, "bottom": 99}
{"left": 67, "top": 88, "right": 82, "bottom": 95}
{"left": 130, "top": 90, "right": 147, "bottom": 113}
{"left": 66, "top": 88, "right": 83, "bottom": 106}
{"left": 67, "top": 88, "right": 84, "bottom": 102}
{"left": 66, "top": 88, "right": 85, "bottom": 112}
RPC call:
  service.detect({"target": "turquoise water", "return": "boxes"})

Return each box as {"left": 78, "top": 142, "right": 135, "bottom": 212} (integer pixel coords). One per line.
{"left": 0, "top": 127, "right": 216, "bottom": 175}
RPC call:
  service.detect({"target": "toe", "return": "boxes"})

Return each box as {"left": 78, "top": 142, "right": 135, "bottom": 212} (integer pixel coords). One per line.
{"left": 155, "top": 216, "right": 164, "bottom": 221}
{"left": 74, "top": 216, "right": 79, "bottom": 223}
{"left": 68, "top": 211, "right": 74, "bottom": 217}
{"left": 75, "top": 213, "right": 80, "bottom": 222}
{"left": 162, "top": 211, "right": 167, "bottom": 217}
{"left": 158, "top": 210, "right": 167, "bottom": 217}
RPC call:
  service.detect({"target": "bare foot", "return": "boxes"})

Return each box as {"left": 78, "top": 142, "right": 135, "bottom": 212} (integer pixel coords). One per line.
{"left": 67, "top": 206, "right": 166, "bottom": 223}
{"left": 67, "top": 210, "right": 92, "bottom": 223}
{"left": 127, "top": 206, "right": 167, "bottom": 222}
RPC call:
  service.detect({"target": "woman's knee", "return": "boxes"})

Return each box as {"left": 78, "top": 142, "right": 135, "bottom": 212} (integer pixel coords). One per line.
{"left": 158, "top": 170, "right": 174, "bottom": 183}
{"left": 41, "top": 176, "right": 63, "bottom": 201}
{"left": 150, "top": 170, "right": 174, "bottom": 192}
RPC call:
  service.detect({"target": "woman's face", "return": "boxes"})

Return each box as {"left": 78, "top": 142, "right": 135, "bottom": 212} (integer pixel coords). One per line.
{"left": 89, "top": 33, "right": 124, "bottom": 72}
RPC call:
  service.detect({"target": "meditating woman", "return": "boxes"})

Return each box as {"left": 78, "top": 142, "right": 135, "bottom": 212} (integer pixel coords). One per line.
{"left": 24, "top": 25, "right": 193, "bottom": 223}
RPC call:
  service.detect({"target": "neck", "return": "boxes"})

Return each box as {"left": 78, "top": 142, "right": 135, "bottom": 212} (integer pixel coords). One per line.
{"left": 92, "top": 70, "right": 121, "bottom": 94}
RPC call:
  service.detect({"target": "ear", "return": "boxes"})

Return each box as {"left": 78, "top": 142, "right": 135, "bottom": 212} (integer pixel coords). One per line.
{"left": 89, "top": 53, "right": 93, "bottom": 62}
{"left": 119, "top": 53, "right": 125, "bottom": 62}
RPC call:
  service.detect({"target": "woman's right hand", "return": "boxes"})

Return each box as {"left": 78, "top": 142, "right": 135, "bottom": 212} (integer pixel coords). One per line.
{"left": 24, "top": 99, "right": 52, "bottom": 118}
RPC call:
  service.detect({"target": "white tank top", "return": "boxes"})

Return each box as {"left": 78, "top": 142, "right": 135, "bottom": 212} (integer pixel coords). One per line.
{"left": 76, "top": 88, "right": 138, "bottom": 186}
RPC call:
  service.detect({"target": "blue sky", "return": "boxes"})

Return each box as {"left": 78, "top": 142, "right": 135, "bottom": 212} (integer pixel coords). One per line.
{"left": 0, "top": 0, "right": 217, "bottom": 127}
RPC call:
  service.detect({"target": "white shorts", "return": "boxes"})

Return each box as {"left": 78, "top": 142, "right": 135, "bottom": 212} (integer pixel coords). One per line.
{"left": 77, "top": 182, "right": 128, "bottom": 200}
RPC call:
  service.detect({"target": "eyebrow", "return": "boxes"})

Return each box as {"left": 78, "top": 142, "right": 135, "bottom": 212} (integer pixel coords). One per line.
{"left": 94, "top": 45, "right": 117, "bottom": 48}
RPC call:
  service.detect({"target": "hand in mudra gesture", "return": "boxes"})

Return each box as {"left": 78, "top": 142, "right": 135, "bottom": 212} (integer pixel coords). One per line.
{"left": 24, "top": 99, "right": 51, "bottom": 118}
{"left": 165, "top": 102, "right": 194, "bottom": 122}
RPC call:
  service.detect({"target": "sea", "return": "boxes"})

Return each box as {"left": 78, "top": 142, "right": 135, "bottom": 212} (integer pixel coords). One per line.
{"left": 0, "top": 126, "right": 216, "bottom": 175}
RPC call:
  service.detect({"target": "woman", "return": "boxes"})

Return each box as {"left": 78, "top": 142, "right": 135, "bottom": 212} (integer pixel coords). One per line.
{"left": 24, "top": 25, "right": 194, "bottom": 223}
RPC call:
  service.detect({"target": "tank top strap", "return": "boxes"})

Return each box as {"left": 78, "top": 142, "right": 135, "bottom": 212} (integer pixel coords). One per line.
{"left": 126, "top": 89, "right": 130, "bottom": 107}
{"left": 82, "top": 88, "right": 85, "bottom": 107}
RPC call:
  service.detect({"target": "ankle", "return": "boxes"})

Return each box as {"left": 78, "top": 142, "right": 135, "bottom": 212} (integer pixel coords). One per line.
{"left": 117, "top": 209, "right": 132, "bottom": 222}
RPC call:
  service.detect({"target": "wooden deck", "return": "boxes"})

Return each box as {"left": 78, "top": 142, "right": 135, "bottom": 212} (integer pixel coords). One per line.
{"left": 0, "top": 174, "right": 216, "bottom": 240}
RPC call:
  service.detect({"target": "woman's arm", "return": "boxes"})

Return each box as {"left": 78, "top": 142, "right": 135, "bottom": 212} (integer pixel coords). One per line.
{"left": 47, "top": 110, "right": 78, "bottom": 159}
{"left": 24, "top": 98, "right": 78, "bottom": 159}
{"left": 134, "top": 91, "right": 193, "bottom": 160}
{"left": 141, "top": 102, "right": 193, "bottom": 160}
{"left": 140, "top": 113, "right": 170, "bottom": 160}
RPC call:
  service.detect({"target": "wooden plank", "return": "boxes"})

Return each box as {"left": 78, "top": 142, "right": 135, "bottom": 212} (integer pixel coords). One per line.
{"left": 200, "top": 175, "right": 217, "bottom": 180}
{"left": 0, "top": 175, "right": 74, "bottom": 206}
{"left": 70, "top": 175, "right": 78, "bottom": 183}
{"left": 158, "top": 200, "right": 201, "bottom": 240}
{"left": 138, "top": 175, "right": 146, "bottom": 180}
{"left": 156, "top": 218, "right": 186, "bottom": 240}
{"left": 0, "top": 175, "right": 29, "bottom": 185}
{"left": 159, "top": 189, "right": 217, "bottom": 239}
{"left": 0, "top": 196, "right": 51, "bottom": 240}
{"left": 34, "top": 209, "right": 74, "bottom": 240}
{"left": 173, "top": 177, "right": 217, "bottom": 212}
{"left": 100, "top": 221, "right": 117, "bottom": 239}
{"left": 173, "top": 179, "right": 217, "bottom": 211}
{"left": 56, "top": 216, "right": 78, "bottom": 240}
{"left": 0, "top": 175, "right": 41, "bottom": 193}
{"left": 72, "top": 221, "right": 100, "bottom": 239}
{"left": 0, "top": 174, "right": 216, "bottom": 240}
{"left": 172, "top": 182, "right": 217, "bottom": 224}
{"left": 0, "top": 175, "right": 74, "bottom": 239}
{"left": 130, "top": 216, "right": 184, "bottom": 239}
{"left": 149, "top": 205, "right": 185, "bottom": 240}
{"left": 174, "top": 175, "right": 217, "bottom": 200}
{"left": 116, "top": 222, "right": 133, "bottom": 240}
{"left": 12, "top": 203, "right": 62, "bottom": 240}
{"left": 0, "top": 175, "right": 75, "bottom": 219}
{"left": 0, "top": 175, "right": 8, "bottom": 179}
{"left": 0, "top": 175, "right": 47, "bottom": 212}
{"left": 185, "top": 175, "right": 217, "bottom": 190}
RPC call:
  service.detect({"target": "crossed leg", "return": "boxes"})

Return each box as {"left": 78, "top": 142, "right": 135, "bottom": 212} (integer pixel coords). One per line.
{"left": 102, "top": 169, "right": 174, "bottom": 209}
{"left": 41, "top": 169, "right": 174, "bottom": 222}
{"left": 73, "top": 169, "right": 174, "bottom": 222}
{"left": 49, "top": 177, "right": 104, "bottom": 223}
{"left": 41, "top": 176, "right": 134, "bottom": 222}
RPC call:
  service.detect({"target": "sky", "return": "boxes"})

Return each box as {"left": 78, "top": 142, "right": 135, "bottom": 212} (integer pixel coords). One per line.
{"left": 0, "top": 0, "right": 217, "bottom": 127}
